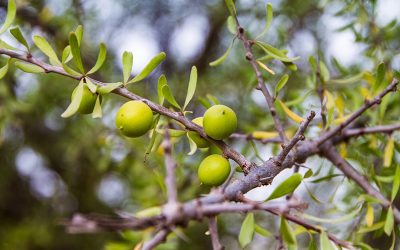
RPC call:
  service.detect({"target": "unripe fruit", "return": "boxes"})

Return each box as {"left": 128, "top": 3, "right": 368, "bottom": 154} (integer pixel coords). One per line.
{"left": 188, "top": 117, "right": 209, "bottom": 148}
{"left": 203, "top": 104, "right": 237, "bottom": 140}
{"left": 198, "top": 154, "right": 231, "bottom": 186}
{"left": 115, "top": 100, "right": 153, "bottom": 138}
{"left": 72, "top": 85, "right": 98, "bottom": 114}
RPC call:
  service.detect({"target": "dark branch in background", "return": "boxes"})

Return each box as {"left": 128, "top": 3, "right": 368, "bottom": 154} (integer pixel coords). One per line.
{"left": 208, "top": 217, "right": 224, "bottom": 250}
{"left": 163, "top": 127, "right": 178, "bottom": 204}
{"left": 230, "top": 133, "right": 282, "bottom": 144}
{"left": 343, "top": 124, "right": 400, "bottom": 138}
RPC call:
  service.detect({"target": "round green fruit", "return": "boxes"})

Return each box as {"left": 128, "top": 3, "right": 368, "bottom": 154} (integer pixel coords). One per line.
{"left": 203, "top": 104, "right": 237, "bottom": 140}
{"left": 72, "top": 85, "right": 98, "bottom": 114}
{"left": 188, "top": 117, "right": 209, "bottom": 148}
{"left": 198, "top": 154, "right": 231, "bottom": 186}
{"left": 115, "top": 100, "right": 153, "bottom": 138}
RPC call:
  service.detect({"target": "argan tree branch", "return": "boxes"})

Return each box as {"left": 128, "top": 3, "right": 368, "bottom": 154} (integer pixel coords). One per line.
{"left": 343, "top": 124, "right": 400, "bottom": 138}
{"left": 163, "top": 127, "right": 178, "bottom": 204}
{"left": 141, "top": 228, "right": 170, "bottom": 250}
{"left": 208, "top": 217, "right": 224, "bottom": 250}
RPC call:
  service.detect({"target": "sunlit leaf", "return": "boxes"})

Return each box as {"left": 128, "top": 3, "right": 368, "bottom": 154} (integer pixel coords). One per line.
{"left": 97, "top": 82, "right": 123, "bottom": 95}
{"left": 226, "top": 16, "right": 236, "bottom": 34}
{"left": 91, "top": 95, "right": 102, "bottom": 118}
{"left": 10, "top": 26, "right": 29, "bottom": 51}
{"left": 62, "top": 63, "right": 82, "bottom": 77}
{"left": 384, "top": 207, "right": 394, "bottom": 236}
{"left": 301, "top": 205, "right": 362, "bottom": 224}
{"left": 157, "top": 75, "right": 167, "bottom": 105}
{"left": 256, "top": 42, "right": 300, "bottom": 63}
{"left": 366, "top": 204, "right": 374, "bottom": 227}
{"left": 319, "top": 231, "right": 335, "bottom": 250}
{"left": 328, "top": 72, "right": 365, "bottom": 84}
{"left": 224, "top": 0, "right": 237, "bottom": 17}
{"left": 87, "top": 43, "right": 107, "bottom": 75}
{"left": 319, "top": 61, "right": 330, "bottom": 82}
{"left": 0, "top": 0, "right": 16, "bottom": 34}
{"left": 276, "top": 99, "right": 304, "bottom": 123}
{"left": 251, "top": 131, "right": 278, "bottom": 139}
{"left": 15, "top": 61, "right": 44, "bottom": 73}
{"left": 135, "top": 206, "right": 161, "bottom": 218}
{"left": 0, "top": 39, "right": 18, "bottom": 50}
{"left": 274, "top": 74, "right": 289, "bottom": 97}
{"left": 256, "top": 60, "right": 275, "bottom": 75}
{"left": 280, "top": 217, "right": 296, "bottom": 245}
{"left": 145, "top": 115, "right": 161, "bottom": 157}
{"left": 85, "top": 78, "right": 97, "bottom": 93}
{"left": 128, "top": 52, "right": 166, "bottom": 84}
{"left": 254, "top": 224, "right": 271, "bottom": 237}
{"left": 391, "top": 165, "right": 400, "bottom": 201}
{"left": 256, "top": 3, "right": 273, "bottom": 38}
{"left": 383, "top": 137, "right": 395, "bottom": 167}
{"left": 375, "top": 62, "right": 385, "bottom": 89}
{"left": 33, "top": 35, "right": 62, "bottom": 66}
{"left": 357, "top": 221, "right": 385, "bottom": 234}
{"left": 209, "top": 41, "right": 233, "bottom": 66}
{"left": 183, "top": 66, "right": 197, "bottom": 110}
{"left": 266, "top": 173, "right": 302, "bottom": 201}
{"left": 61, "top": 80, "right": 84, "bottom": 118}
{"left": 162, "top": 84, "right": 181, "bottom": 109}
{"left": 186, "top": 133, "right": 197, "bottom": 155}
{"left": 75, "top": 25, "right": 83, "bottom": 46}
{"left": 239, "top": 213, "right": 254, "bottom": 248}
{"left": 122, "top": 51, "right": 133, "bottom": 83}
{"left": 0, "top": 59, "right": 10, "bottom": 79}
{"left": 69, "top": 32, "right": 85, "bottom": 73}
{"left": 62, "top": 45, "right": 73, "bottom": 63}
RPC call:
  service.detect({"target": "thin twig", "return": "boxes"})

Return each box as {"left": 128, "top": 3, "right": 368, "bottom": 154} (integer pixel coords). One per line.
{"left": 208, "top": 217, "right": 224, "bottom": 250}
{"left": 163, "top": 127, "right": 178, "bottom": 204}
{"left": 141, "top": 229, "right": 170, "bottom": 250}
{"left": 230, "top": 133, "right": 282, "bottom": 144}
{"left": 343, "top": 124, "right": 400, "bottom": 138}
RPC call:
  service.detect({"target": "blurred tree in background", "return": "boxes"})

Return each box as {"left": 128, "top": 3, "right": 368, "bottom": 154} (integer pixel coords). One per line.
{"left": 1, "top": 0, "right": 400, "bottom": 249}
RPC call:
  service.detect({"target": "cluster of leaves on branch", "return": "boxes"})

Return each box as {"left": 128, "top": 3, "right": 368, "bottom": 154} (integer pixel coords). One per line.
{"left": 1, "top": 0, "right": 400, "bottom": 249}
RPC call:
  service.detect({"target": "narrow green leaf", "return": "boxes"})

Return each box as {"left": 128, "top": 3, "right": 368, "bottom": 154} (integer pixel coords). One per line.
{"left": 224, "top": 0, "right": 237, "bottom": 16}
{"left": 301, "top": 205, "right": 362, "bottom": 224}
{"left": 186, "top": 133, "right": 197, "bottom": 155}
{"left": 15, "top": 61, "right": 44, "bottom": 73}
{"left": 310, "top": 174, "right": 342, "bottom": 183}
{"left": 157, "top": 75, "right": 167, "bottom": 105}
{"left": 254, "top": 224, "right": 271, "bottom": 237}
{"left": 391, "top": 165, "right": 400, "bottom": 201}
{"left": 304, "top": 169, "right": 313, "bottom": 178}
{"left": 75, "top": 25, "right": 83, "bottom": 46}
{"left": 375, "top": 62, "right": 385, "bottom": 88}
{"left": 128, "top": 52, "right": 166, "bottom": 84}
{"left": 62, "top": 45, "right": 73, "bottom": 63}
{"left": 0, "top": 0, "right": 16, "bottom": 34}
{"left": 69, "top": 32, "right": 85, "bottom": 73}
{"left": 145, "top": 115, "right": 161, "bottom": 157}
{"left": 61, "top": 81, "right": 84, "bottom": 118}
{"left": 85, "top": 78, "right": 97, "bottom": 93}
{"left": 319, "top": 231, "right": 335, "bottom": 250}
{"left": 328, "top": 72, "right": 365, "bottom": 84}
{"left": 383, "top": 137, "right": 395, "bottom": 167}
{"left": 353, "top": 242, "right": 374, "bottom": 250}
{"left": 157, "top": 129, "right": 186, "bottom": 137}
{"left": 10, "top": 26, "right": 29, "bottom": 51}
{"left": 283, "top": 61, "right": 297, "bottom": 71}
{"left": 266, "top": 173, "right": 302, "bottom": 201}
{"left": 62, "top": 63, "right": 81, "bottom": 77}
{"left": 209, "top": 41, "right": 233, "bottom": 66}
{"left": 357, "top": 221, "right": 385, "bottom": 234}
{"left": 384, "top": 207, "right": 394, "bottom": 236}
{"left": 239, "top": 213, "right": 255, "bottom": 248}
{"left": 357, "top": 194, "right": 384, "bottom": 205}
{"left": 309, "top": 56, "right": 317, "bottom": 72}
{"left": 87, "top": 43, "right": 107, "bottom": 75}
{"left": 33, "top": 35, "right": 62, "bottom": 66}
{"left": 256, "top": 42, "right": 300, "bottom": 62}
{"left": 91, "top": 95, "right": 102, "bottom": 118}
{"left": 162, "top": 84, "right": 181, "bottom": 109}
{"left": 274, "top": 74, "right": 289, "bottom": 97}
{"left": 280, "top": 217, "right": 296, "bottom": 245}
{"left": 319, "top": 61, "right": 330, "bottom": 82}
{"left": 256, "top": 3, "right": 273, "bottom": 38}
{"left": 183, "top": 66, "right": 197, "bottom": 110}
{"left": 226, "top": 16, "right": 236, "bottom": 34}
{"left": 122, "top": 51, "right": 133, "bottom": 83}
{"left": 0, "top": 39, "right": 18, "bottom": 50}
{"left": 97, "top": 82, "right": 123, "bottom": 95}
{"left": 0, "top": 59, "right": 10, "bottom": 79}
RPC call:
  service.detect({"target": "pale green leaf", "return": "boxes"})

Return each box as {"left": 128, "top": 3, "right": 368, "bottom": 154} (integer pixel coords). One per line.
{"left": 384, "top": 207, "right": 394, "bottom": 236}
{"left": 319, "top": 61, "right": 330, "bottom": 82}
{"left": 62, "top": 63, "right": 81, "bottom": 77}
{"left": 391, "top": 165, "right": 400, "bottom": 201}
{"left": 91, "top": 95, "right": 102, "bottom": 118}
{"left": 227, "top": 16, "right": 236, "bottom": 34}
{"left": 87, "top": 43, "right": 107, "bottom": 75}
{"left": 62, "top": 45, "right": 73, "bottom": 63}
{"left": 256, "top": 3, "right": 273, "bottom": 38}
{"left": 162, "top": 84, "right": 181, "bottom": 109}
{"left": 85, "top": 78, "right": 97, "bottom": 93}
{"left": 145, "top": 115, "right": 161, "bottom": 157}
{"left": 69, "top": 32, "right": 85, "bottom": 73}
{"left": 97, "top": 82, "right": 123, "bottom": 95}
{"left": 366, "top": 204, "right": 374, "bottom": 227}
{"left": 328, "top": 72, "right": 365, "bottom": 84}
{"left": 274, "top": 74, "right": 289, "bottom": 97}
{"left": 254, "top": 224, "right": 271, "bottom": 237}
{"left": 183, "top": 66, "right": 197, "bottom": 110}
{"left": 266, "top": 173, "right": 302, "bottom": 201}
{"left": 239, "top": 213, "right": 255, "bottom": 248}
{"left": 10, "top": 26, "right": 29, "bottom": 51}
{"left": 15, "top": 61, "right": 44, "bottom": 73}
{"left": 61, "top": 81, "right": 84, "bottom": 118}
{"left": 186, "top": 133, "right": 197, "bottom": 155}
{"left": 280, "top": 217, "right": 296, "bottom": 245}
{"left": 375, "top": 62, "right": 385, "bottom": 88}
{"left": 0, "top": 0, "right": 16, "bottom": 34}
{"left": 301, "top": 205, "right": 362, "bottom": 224}
{"left": 33, "top": 35, "right": 62, "bottom": 66}
{"left": 383, "top": 137, "right": 395, "bottom": 167}
{"left": 319, "top": 231, "right": 335, "bottom": 250}
{"left": 157, "top": 75, "right": 167, "bottom": 104}
{"left": 0, "top": 39, "right": 18, "bottom": 50}
{"left": 256, "top": 42, "right": 300, "bottom": 63}
{"left": 75, "top": 25, "right": 83, "bottom": 46}
{"left": 209, "top": 42, "right": 233, "bottom": 66}
{"left": 128, "top": 52, "right": 166, "bottom": 84}
{"left": 122, "top": 51, "right": 133, "bottom": 83}
{"left": 357, "top": 221, "right": 385, "bottom": 234}
{"left": 0, "top": 59, "right": 10, "bottom": 79}
{"left": 224, "top": 0, "right": 237, "bottom": 16}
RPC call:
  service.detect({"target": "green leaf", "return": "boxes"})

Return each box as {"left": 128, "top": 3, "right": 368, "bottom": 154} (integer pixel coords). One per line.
{"left": 384, "top": 137, "right": 395, "bottom": 167}
{"left": 10, "top": 26, "right": 29, "bottom": 51}
{"left": 353, "top": 242, "right": 374, "bottom": 250}
{"left": 33, "top": 35, "right": 62, "bottom": 66}
{"left": 122, "top": 51, "right": 133, "bottom": 83}
{"left": 128, "top": 52, "right": 166, "bottom": 84}
{"left": 183, "top": 66, "right": 197, "bottom": 110}
{"left": 224, "top": 0, "right": 237, "bottom": 16}
{"left": 145, "top": 115, "right": 161, "bottom": 157}
{"left": 0, "top": 59, "right": 10, "bottom": 80}
{"left": 274, "top": 74, "right": 289, "bottom": 97}
{"left": 186, "top": 133, "right": 197, "bottom": 155}
{"left": 62, "top": 45, "right": 73, "bottom": 63}
{"left": 328, "top": 72, "right": 365, "bottom": 84}
{"left": 304, "top": 169, "right": 313, "bottom": 178}
{"left": 61, "top": 81, "right": 84, "bottom": 118}
{"left": 91, "top": 95, "right": 102, "bottom": 118}
{"left": 157, "top": 75, "right": 167, "bottom": 105}
{"left": 239, "top": 213, "right": 255, "bottom": 248}
{"left": 301, "top": 205, "right": 362, "bottom": 224}
{"left": 226, "top": 16, "right": 236, "bottom": 34}
{"left": 97, "top": 82, "right": 123, "bottom": 95}
{"left": 87, "top": 43, "right": 107, "bottom": 75}
{"left": 69, "top": 32, "right": 85, "bottom": 73}
{"left": 310, "top": 174, "right": 342, "bottom": 183}
{"left": 256, "top": 3, "right": 273, "bottom": 38}
{"left": 266, "top": 173, "right": 302, "bottom": 201}
{"left": 319, "top": 231, "right": 335, "bottom": 250}
{"left": 0, "top": 39, "right": 18, "bottom": 50}
{"left": 375, "top": 62, "right": 385, "bottom": 88}
{"left": 256, "top": 42, "right": 300, "bottom": 63}
{"left": 162, "top": 84, "right": 181, "bottom": 109}
{"left": 0, "top": 0, "right": 16, "bottom": 34}
{"left": 357, "top": 221, "right": 385, "bottom": 234}
{"left": 280, "top": 217, "right": 296, "bottom": 245}
{"left": 357, "top": 194, "right": 384, "bottom": 204}
{"left": 85, "top": 78, "right": 97, "bottom": 93}
{"left": 319, "top": 61, "right": 330, "bottom": 82}
{"left": 254, "top": 224, "right": 271, "bottom": 237}
{"left": 14, "top": 61, "right": 45, "bottom": 73}
{"left": 75, "top": 25, "right": 83, "bottom": 46}
{"left": 384, "top": 207, "right": 394, "bottom": 236}
{"left": 391, "top": 165, "right": 400, "bottom": 201}
{"left": 62, "top": 63, "right": 82, "bottom": 77}
{"left": 209, "top": 40, "right": 234, "bottom": 66}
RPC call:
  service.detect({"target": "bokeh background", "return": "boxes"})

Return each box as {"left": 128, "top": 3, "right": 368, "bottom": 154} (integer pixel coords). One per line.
{"left": 1, "top": 0, "right": 400, "bottom": 249}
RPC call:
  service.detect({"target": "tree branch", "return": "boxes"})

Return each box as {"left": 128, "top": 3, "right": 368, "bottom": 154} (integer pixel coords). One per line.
{"left": 208, "top": 217, "right": 224, "bottom": 250}
{"left": 163, "top": 127, "right": 178, "bottom": 204}
{"left": 343, "top": 124, "right": 400, "bottom": 138}
{"left": 141, "top": 229, "right": 170, "bottom": 250}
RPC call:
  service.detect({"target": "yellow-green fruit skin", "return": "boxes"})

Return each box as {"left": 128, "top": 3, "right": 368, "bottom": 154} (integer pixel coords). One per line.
{"left": 115, "top": 101, "right": 153, "bottom": 138}
{"left": 198, "top": 154, "right": 231, "bottom": 186}
{"left": 188, "top": 117, "right": 209, "bottom": 148}
{"left": 203, "top": 105, "right": 237, "bottom": 140}
{"left": 72, "top": 85, "right": 97, "bottom": 114}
